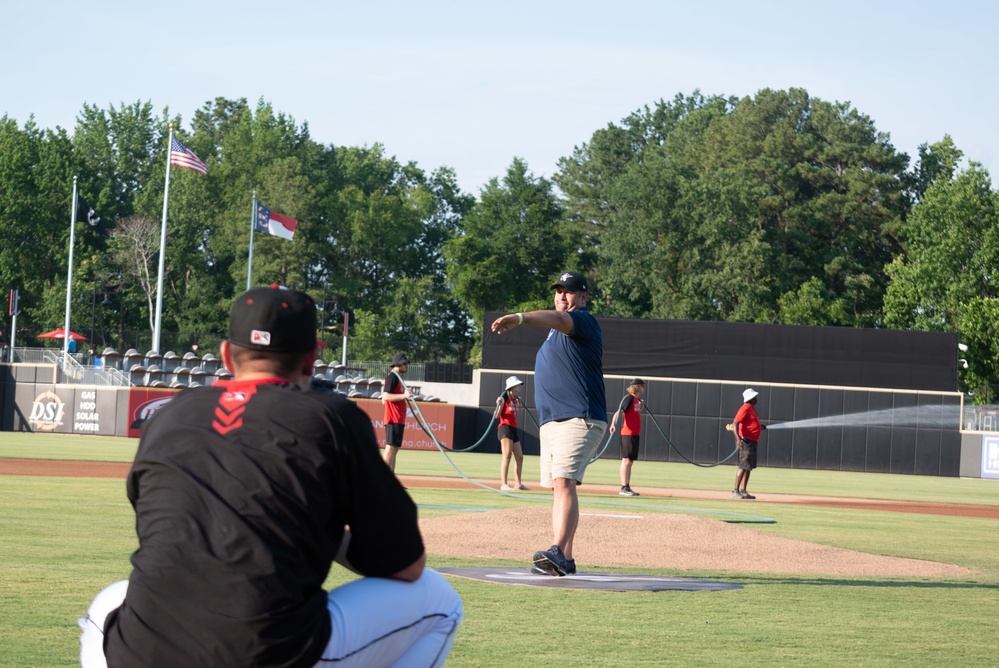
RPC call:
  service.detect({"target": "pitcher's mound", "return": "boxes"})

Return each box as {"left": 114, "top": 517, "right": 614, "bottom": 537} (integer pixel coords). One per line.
{"left": 421, "top": 507, "right": 973, "bottom": 577}
{"left": 437, "top": 567, "right": 741, "bottom": 591}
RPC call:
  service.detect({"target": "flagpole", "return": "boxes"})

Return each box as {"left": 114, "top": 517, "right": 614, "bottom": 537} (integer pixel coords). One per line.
{"left": 63, "top": 177, "right": 79, "bottom": 363}
{"left": 247, "top": 190, "right": 256, "bottom": 290}
{"left": 152, "top": 125, "right": 173, "bottom": 353}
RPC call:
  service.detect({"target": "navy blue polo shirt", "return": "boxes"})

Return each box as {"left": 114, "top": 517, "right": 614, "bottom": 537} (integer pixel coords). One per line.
{"left": 534, "top": 308, "right": 607, "bottom": 425}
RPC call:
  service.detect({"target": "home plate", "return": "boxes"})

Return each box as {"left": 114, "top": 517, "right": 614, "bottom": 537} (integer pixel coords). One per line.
{"left": 436, "top": 567, "right": 741, "bottom": 591}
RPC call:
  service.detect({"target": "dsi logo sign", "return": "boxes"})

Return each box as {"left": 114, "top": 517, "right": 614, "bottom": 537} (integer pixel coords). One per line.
{"left": 983, "top": 436, "right": 999, "bottom": 480}
{"left": 29, "top": 391, "right": 66, "bottom": 432}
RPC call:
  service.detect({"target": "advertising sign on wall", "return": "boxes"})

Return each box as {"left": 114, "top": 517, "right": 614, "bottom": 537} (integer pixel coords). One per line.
{"left": 126, "top": 389, "right": 180, "bottom": 438}
{"left": 353, "top": 398, "right": 456, "bottom": 451}
{"left": 982, "top": 435, "right": 999, "bottom": 480}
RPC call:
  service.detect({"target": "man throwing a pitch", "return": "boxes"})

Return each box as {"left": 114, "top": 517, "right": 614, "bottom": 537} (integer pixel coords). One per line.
{"left": 80, "top": 286, "right": 462, "bottom": 667}
{"left": 491, "top": 271, "right": 607, "bottom": 576}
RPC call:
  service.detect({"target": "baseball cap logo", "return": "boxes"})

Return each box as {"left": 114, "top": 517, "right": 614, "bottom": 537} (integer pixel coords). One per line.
{"left": 250, "top": 330, "right": 271, "bottom": 346}
{"left": 560, "top": 273, "right": 572, "bottom": 282}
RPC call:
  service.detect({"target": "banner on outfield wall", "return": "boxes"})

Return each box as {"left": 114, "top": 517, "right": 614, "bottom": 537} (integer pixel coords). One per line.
{"left": 17, "top": 385, "right": 120, "bottom": 436}
{"left": 353, "top": 398, "right": 456, "bottom": 451}
{"left": 125, "top": 389, "right": 180, "bottom": 438}
{"left": 3, "top": 380, "right": 470, "bottom": 449}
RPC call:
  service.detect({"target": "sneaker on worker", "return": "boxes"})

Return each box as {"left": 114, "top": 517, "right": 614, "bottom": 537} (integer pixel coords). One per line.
{"left": 732, "top": 489, "right": 743, "bottom": 499}
{"left": 565, "top": 559, "right": 576, "bottom": 575}
{"left": 532, "top": 545, "right": 568, "bottom": 577}
{"left": 741, "top": 491, "right": 755, "bottom": 500}
{"left": 619, "top": 486, "right": 639, "bottom": 496}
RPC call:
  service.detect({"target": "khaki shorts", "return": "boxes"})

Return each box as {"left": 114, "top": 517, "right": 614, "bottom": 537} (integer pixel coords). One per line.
{"left": 539, "top": 418, "right": 607, "bottom": 487}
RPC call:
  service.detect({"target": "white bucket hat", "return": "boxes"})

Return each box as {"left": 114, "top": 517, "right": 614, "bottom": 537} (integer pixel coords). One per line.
{"left": 505, "top": 375, "right": 524, "bottom": 391}
{"left": 743, "top": 388, "right": 759, "bottom": 402}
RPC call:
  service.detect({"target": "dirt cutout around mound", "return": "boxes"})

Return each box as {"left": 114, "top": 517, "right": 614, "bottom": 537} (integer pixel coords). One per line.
{"left": 419, "top": 507, "right": 974, "bottom": 578}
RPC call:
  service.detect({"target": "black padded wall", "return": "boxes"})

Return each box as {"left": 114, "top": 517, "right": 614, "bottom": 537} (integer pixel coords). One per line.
{"left": 483, "top": 312, "right": 960, "bottom": 392}
{"left": 475, "top": 370, "right": 963, "bottom": 477}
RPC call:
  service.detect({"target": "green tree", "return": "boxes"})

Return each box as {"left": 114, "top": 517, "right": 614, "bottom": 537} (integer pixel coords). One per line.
{"left": 0, "top": 116, "right": 81, "bottom": 340}
{"left": 883, "top": 164, "right": 999, "bottom": 400}
{"left": 584, "top": 88, "right": 909, "bottom": 325}
{"left": 444, "top": 158, "right": 571, "bottom": 329}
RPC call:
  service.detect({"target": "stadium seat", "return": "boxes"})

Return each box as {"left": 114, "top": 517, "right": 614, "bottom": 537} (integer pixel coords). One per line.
{"left": 161, "top": 351, "right": 181, "bottom": 372}
{"left": 128, "top": 365, "right": 147, "bottom": 386}
{"left": 201, "top": 353, "right": 220, "bottom": 374}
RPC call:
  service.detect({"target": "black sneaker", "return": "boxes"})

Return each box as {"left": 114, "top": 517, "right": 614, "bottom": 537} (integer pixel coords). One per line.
{"left": 741, "top": 491, "right": 755, "bottom": 500}
{"left": 619, "top": 486, "right": 639, "bottom": 496}
{"left": 532, "top": 545, "right": 568, "bottom": 576}
{"left": 565, "top": 559, "right": 576, "bottom": 575}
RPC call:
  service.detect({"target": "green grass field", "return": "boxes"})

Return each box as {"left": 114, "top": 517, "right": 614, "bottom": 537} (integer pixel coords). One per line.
{"left": 2, "top": 432, "right": 998, "bottom": 667}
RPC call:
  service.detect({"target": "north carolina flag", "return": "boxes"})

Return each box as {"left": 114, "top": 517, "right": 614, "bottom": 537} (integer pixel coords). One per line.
{"left": 255, "top": 203, "right": 298, "bottom": 240}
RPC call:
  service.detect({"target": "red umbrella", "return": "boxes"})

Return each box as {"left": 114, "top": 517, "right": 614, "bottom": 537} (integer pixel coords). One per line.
{"left": 37, "top": 328, "right": 88, "bottom": 341}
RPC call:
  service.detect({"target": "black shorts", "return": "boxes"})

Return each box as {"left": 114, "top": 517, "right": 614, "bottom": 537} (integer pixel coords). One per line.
{"left": 738, "top": 440, "right": 757, "bottom": 470}
{"left": 385, "top": 422, "right": 405, "bottom": 447}
{"left": 620, "top": 434, "right": 640, "bottom": 460}
{"left": 497, "top": 424, "right": 520, "bottom": 443}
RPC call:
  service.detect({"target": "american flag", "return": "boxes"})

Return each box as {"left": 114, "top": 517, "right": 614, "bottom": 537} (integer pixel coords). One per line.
{"left": 169, "top": 136, "right": 208, "bottom": 175}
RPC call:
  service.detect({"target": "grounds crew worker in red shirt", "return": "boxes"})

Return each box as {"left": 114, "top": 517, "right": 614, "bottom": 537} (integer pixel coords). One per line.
{"left": 381, "top": 352, "right": 412, "bottom": 472}
{"left": 732, "top": 387, "right": 766, "bottom": 500}
{"left": 80, "top": 286, "right": 462, "bottom": 668}
{"left": 609, "top": 378, "right": 646, "bottom": 497}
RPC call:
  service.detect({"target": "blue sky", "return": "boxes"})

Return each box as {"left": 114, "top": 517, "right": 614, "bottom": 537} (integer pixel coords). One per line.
{"left": 4, "top": 1, "right": 997, "bottom": 194}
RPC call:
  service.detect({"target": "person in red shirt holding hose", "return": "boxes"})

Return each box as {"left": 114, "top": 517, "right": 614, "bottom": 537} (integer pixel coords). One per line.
{"left": 732, "top": 388, "right": 766, "bottom": 499}
{"left": 497, "top": 376, "right": 528, "bottom": 491}
{"left": 382, "top": 353, "right": 412, "bottom": 472}
{"left": 609, "top": 378, "right": 645, "bottom": 497}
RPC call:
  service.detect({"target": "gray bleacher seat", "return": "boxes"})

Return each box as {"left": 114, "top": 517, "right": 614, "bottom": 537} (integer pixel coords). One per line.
{"left": 215, "top": 368, "right": 233, "bottom": 381}
{"left": 351, "top": 377, "right": 370, "bottom": 396}
{"left": 189, "top": 367, "right": 208, "bottom": 387}
{"left": 144, "top": 350, "right": 163, "bottom": 369}
{"left": 144, "top": 365, "right": 164, "bottom": 386}
{"left": 171, "top": 367, "right": 191, "bottom": 386}
{"left": 128, "top": 365, "right": 147, "bottom": 386}
{"left": 101, "top": 348, "right": 123, "bottom": 371}
{"left": 335, "top": 375, "right": 351, "bottom": 393}
{"left": 182, "top": 351, "right": 201, "bottom": 368}
{"left": 123, "top": 349, "right": 144, "bottom": 372}
{"left": 201, "top": 353, "right": 220, "bottom": 374}
{"left": 161, "top": 351, "right": 181, "bottom": 372}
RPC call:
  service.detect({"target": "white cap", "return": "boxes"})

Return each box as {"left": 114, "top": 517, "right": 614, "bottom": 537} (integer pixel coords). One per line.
{"left": 743, "top": 388, "right": 759, "bottom": 402}
{"left": 505, "top": 375, "right": 524, "bottom": 391}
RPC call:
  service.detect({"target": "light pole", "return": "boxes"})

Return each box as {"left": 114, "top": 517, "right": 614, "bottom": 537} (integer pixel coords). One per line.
{"left": 90, "top": 282, "right": 97, "bottom": 347}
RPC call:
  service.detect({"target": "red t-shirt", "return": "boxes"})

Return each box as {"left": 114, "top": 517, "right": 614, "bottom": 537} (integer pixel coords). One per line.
{"left": 498, "top": 395, "right": 519, "bottom": 428}
{"left": 734, "top": 403, "right": 761, "bottom": 441}
{"left": 383, "top": 373, "right": 406, "bottom": 425}
{"left": 620, "top": 395, "right": 643, "bottom": 435}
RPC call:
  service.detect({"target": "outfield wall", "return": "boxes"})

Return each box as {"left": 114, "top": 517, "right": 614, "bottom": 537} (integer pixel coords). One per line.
{"left": 2, "top": 363, "right": 991, "bottom": 478}
{"left": 0, "top": 365, "right": 478, "bottom": 452}
{"left": 475, "top": 370, "right": 970, "bottom": 478}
